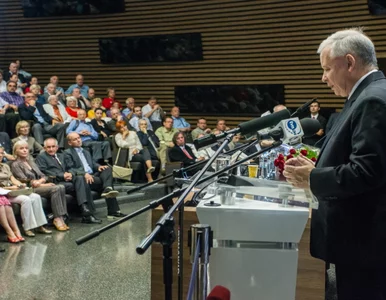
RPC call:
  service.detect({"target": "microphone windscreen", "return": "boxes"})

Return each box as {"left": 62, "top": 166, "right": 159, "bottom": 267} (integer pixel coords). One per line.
{"left": 206, "top": 285, "right": 231, "bottom": 300}
{"left": 193, "top": 133, "right": 218, "bottom": 150}
{"left": 238, "top": 109, "right": 291, "bottom": 135}
{"left": 300, "top": 118, "right": 322, "bottom": 137}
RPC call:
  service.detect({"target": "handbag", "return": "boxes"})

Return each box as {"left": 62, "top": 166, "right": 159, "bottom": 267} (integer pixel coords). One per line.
{"left": 112, "top": 148, "right": 133, "bottom": 181}
{"left": 8, "top": 188, "right": 33, "bottom": 197}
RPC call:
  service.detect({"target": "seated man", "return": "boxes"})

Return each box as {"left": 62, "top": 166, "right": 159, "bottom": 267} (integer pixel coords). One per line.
{"left": 171, "top": 106, "right": 190, "bottom": 132}
{"left": 44, "top": 83, "right": 66, "bottom": 106}
{"left": 36, "top": 138, "right": 101, "bottom": 224}
{"left": 107, "top": 107, "right": 134, "bottom": 132}
{"left": 18, "top": 92, "right": 66, "bottom": 147}
{"left": 213, "top": 119, "right": 230, "bottom": 132}
{"left": 0, "top": 82, "right": 21, "bottom": 139}
{"left": 44, "top": 75, "right": 65, "bottom": 95}
{"left": 142, "top": 96, "right": 165, "bottom": 131}
{"left": 71, "top": 87, "right": 91, "bottom": 110}
{"left": 122, "top": 97, "right": 135, "bottom": 119}
{"left": 169, "top": 132, "right": 205, "bottom": 176}
{"left": 129, "top": 106, "right": 152, "bottom": 131}
{"left": 191, "top": 118, "right": 211, "bottom": 140}
{"left": 43, "top": 95, "right": 72, "bottom": 124}
{"left": 155, "top": 117, "right": 179, "bottom": 171}
{"left": 66, "top": 109, "right": 112, "bottom": 164}
{"left": 64, "top": 132, "right": 125, "bottom": 219}
{"left": 65, "top": 73, "right": 89, "bottom": 98}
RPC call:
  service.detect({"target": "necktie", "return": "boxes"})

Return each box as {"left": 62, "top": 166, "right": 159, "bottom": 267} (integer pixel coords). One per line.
{"left": 312, "top": 116, "right": 316, "bottom": 119}
{"left": 78, "top": 150, "right": 93, "bottom": 174}
{"left": 53, "top": 155, "right": 62, "bottom": 166}
{"left": 182, "top": 147, "right": 193, "bottom": 159}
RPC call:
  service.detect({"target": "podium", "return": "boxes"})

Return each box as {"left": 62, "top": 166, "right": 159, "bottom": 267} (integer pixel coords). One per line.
{"left": 196, "top": 178, "right": 315, "bottom": 300}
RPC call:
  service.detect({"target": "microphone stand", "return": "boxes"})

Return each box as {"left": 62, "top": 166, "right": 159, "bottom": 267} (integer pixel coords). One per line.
{"left": 125, "top": 141, "right": 255, "bottom": 195}
{"left": 76, "top": 139, "right": 282, "bottom": 300}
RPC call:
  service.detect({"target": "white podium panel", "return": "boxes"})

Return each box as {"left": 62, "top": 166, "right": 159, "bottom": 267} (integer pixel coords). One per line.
{"left": 196, "top": 181, "right": 310, "bottom": 300}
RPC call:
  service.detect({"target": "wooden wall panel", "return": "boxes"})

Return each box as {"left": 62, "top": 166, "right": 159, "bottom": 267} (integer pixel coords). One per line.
{"left": 1, "top": 0, "right": 385, "bottom": 127}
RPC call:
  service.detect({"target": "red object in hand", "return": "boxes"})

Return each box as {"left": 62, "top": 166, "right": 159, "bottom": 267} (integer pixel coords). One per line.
{"left": 289, "top": 148, "right": 296, "bottom": 155}
{"left": 300, "top": 149, "right": 308, "bottom": 156}
{"left": 311, "top": 157, "right": 317, "bottom": 162}
{"left": 286, "top": 154, "right": 294, "bottom": 160}
{"left": 207, "top": 285, "right": 231, "bottom": 300}
{"left": 278, "top": 154, "right": 285, "bottom": 160}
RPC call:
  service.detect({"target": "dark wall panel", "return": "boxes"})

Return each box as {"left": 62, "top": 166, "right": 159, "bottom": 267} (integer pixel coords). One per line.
{"left": 1, "top": 0, "right": 385, "bottom": 127}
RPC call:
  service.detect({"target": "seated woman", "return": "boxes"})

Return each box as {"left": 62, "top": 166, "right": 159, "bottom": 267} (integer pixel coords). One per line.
{"left": 65, "top": 96, "right": 80, "bottom": 120}
{"left": 115, "top": 120, "right": 155, "bottom": 183}
{"left": 11, "top": 140, "right": 69, "bottom": 231}
{"left": 0, "top": 147, "right": 50, "bottom": 237}
{"left": 102, "top": 87, "right": 117, "bottom": 111}
{"left": 87, "top": 98, "right": 107, "bottom": 120}
{"left": 90, "top": 108, "right": 112, "bottom": 140}
{"left": 136, "top": 118, "right": 160, "bottom": 161}
{"left": 12, "top": 121, "right": 44, "bottom": 157}
{"left": 0, "top": 194, "right": 24, "bottom": 243}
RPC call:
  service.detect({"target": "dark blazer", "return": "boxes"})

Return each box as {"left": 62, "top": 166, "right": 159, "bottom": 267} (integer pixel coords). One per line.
{"left": 325, "top": 112, "right": 340, "bottom": 135}
{"left": 0, "top": 132, "right": 12, "bottom": 155}
{"left": 137, "top": 130, "right": 159, "bottom": 160}
{"left": 302, "top": 114, "right": 327, "bottom": 146}
{"left": 18, "top": 102, "right": 52, "bottom": 124}
{"left": 35, "top": 151, "right": 67, "bottom": 182}
{"left": 169, "top": 144, "right": 196, "bottom": 166}
{"left": 309, "top": 71, "right": 386, "bottom": 267}
{"left": 64, "top": 147, "right": 100, "bottom": 175}
{"left": 90, "top": 119, "right": 112, "bottom": 136}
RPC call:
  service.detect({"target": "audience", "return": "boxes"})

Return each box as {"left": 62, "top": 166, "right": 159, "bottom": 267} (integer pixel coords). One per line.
{"left": 214, "top": 119, "right": 230, "bottom": 132}
{"left": 24, "top": 77, "right": 40, "bottom": 93}
{"left": 87, "top": 98, "right": 106, "bottom": 119}
{"left": 191, "top": 118, "right": 211, "bottom": 140}
{"left": 11, "top": 140, "right": 69, "bottom": 231}
{"left": 65, "top": 74, "right": 89, "bottom": 98}
{"left": 107, "top": 107, "right": 134, "bottom": 132}
{"left": 129, "top": 106, "right": 152, "bottom": 131}
{"left": 0, "top": 73, "right": 6, "bottom": 93}
{"left": 12, "top": 121, "right": 44, "bottom": 157}
{"left": 30, "top": 84, "right": 45, "bottom": 105}
{"left": 65, "top": 96, "right": 80, "bottom": 119}
{"left": 44, "top": 76, "right": 65, "bottom": 95}
{"left": 43, "top": 95, "right": 72, "bottom": 125}
{"left": 72, "top": 87, "right": 91, "bottom": 110}
{"left": 122, "top": 97, "right": 135, "bottom": 118}
{"left": 90, "top": 108, "right": 112, "bottom": 139}
{"left": 171, "top": 106, "right": 191, "bottom": 132}
{"left": 0, "top": 147, "right": 50, "bottom": 237}
{"left": 66, "top": 109, "right": 112, "bottom": 164}
{"left": 44, "top": 83, "right": 66, "bottom": 106}
{"left": 155, "top": 117, "right": 178, "bottom": 171}
{"left": 115, "top": 120, "right": 155, "bottom": 183}
{"left": 3, "top": 62, "right": 26, "bottom": 84}
{"left": 0, "top": 133, "right": 15, "bottom": 162}
{"left": 136, "top": 119, "right": 160, "bottom": 161}
{"left": 0, "top": 83, "right": 21, "bottom": 138}
{"left": 87, "top": 88, "right": 96, "bottom": 102}
{"left": 142, "top": 97, "right": 165, "bottom": 131}
{"left": 15, "top": 60, "right": 31, "bottom": 80}
{"left": 169, "top": 132, "right": 204, "bottom": 167}
{"left": 9, "top": 74, "right": 24, "bottom": 96}
{"left": 102, "top": 87, "right": 117, "bottom": 110}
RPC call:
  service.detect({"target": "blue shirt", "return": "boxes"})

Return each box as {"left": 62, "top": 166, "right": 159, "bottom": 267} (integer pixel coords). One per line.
{"left": 122, "top": 108, "right": 132, "bottom": 118}
{"left": 66, "top": 120, "right": 98, "bottom": 142}
{"left": 65, "top": 84, "right": 89, "bottom": 98}
{"left": 32, "top": 106, "right": 47, "bottom": 125}
{"left": 172, "top": 116, "right": 190, "bottom": 129}
{"left": 129, "top": 116, "right": 153, "bottom": 131}
{"left": 75, "top": 147, "right": 93, "bottom": 174}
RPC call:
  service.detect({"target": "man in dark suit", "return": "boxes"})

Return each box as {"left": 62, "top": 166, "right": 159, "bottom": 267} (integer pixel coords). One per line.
{"left": 325, "top": 112, "right": 340, "bottom": 135}
{"left": 18, "top": 92, "right": 66, "bottom": 147}
{"left": 36, "top": 137, "right": 101, "bottom": 224}
{"left": 64, "top": 132, "right": 125, "bottom": 220}
{"left": 2, "top": 62, "right": 26, "bottom": 84}
{"left": 302, "top": 100, "right": 327, "bottom": 146}
{"left": 169, "top": 132, "right": 205, "bottom": 175}
{"left": 284, "top": 28, "right": 386, "bottom": 299}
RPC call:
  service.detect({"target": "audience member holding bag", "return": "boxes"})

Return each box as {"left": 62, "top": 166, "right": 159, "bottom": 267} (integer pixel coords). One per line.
{"left": 115, "top": 120, "right": 155, "bottom": 183}
{"left": 11, "top": 140, "right": 69, "bottom": 231}
{"left": 0, "top": 146, "right": 50, "bottom": 238}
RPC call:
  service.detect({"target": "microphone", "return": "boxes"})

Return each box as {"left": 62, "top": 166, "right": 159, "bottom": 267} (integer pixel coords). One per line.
{"left": 206, "top": 285, "right": 231, "bottom": 300}
{"left": 290, "top": 98, "right": 317, "bottom": 117}
{"left": 267, "top": 117, "right": 321, "bottom": 145}
{"left": 194, "top": 109, "right": 291, "bottom": 150}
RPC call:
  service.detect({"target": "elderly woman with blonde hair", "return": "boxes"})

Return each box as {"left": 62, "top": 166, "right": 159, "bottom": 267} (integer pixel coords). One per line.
{"left": 12, "top": 120, "right": 44, "bottom": 157}
{"left": 11, "top": 140, "right": 69, "bottom": 231}
{"left": 0, "top": 146, "right": 50, "bottom": 238}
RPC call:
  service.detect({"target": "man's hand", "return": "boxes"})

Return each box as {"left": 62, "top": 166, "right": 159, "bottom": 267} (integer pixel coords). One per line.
{"left": 85, "top": 173, "right": 94, "bottom": 184}
{"left": 204, "top": 128, "right": 211, "bottom": 134}
{"left": 283, "top": 155, "right": 315, "bottom": 189}
{"left": 100, "top": 131, "right": 107, "bottom": 138}
{"left": 316, "top": 129, "right": 324, "bottom": 136}
{"left": 197, "top": 157, "right": 205, "bottom": 161}
{"left": 154, "top": 104, "right": 160, "bottom": 110}
{"left": 63, "top": 172, "right": 72, "bottom": 181}
{"left": 9, "top": 104, "right": 18, "bottom": 111}
{"left": 98, "top": 165, "right": 109, "bottom": 172}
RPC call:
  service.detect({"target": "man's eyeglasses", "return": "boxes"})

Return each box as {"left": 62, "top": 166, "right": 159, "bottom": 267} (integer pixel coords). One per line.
{"left": 8, "top": 85, "right": 16, "bottom": 88}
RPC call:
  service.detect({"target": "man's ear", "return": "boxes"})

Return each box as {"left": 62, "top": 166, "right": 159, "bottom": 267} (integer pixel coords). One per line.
{"left": 346, "top": 54, "right": 356, "bottom": 71}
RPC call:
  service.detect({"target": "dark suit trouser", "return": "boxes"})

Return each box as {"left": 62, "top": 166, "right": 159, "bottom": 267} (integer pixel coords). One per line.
{"left": 2, "top": 113, "right": 21, "bottom": 139}
{"left": 89, "top": 168, "right": 119, "bottom": 215}
{"left": 32, "top": 123, "right": 67, "bottom": 147}
{"left": 82, "top": 140, "right": 112, "bottom": 161}
{"left": 335, "top": 264, "right": 386, "bottom": 300}
{"left": 60, "top": 176, "right": 96, "bottom": 213}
